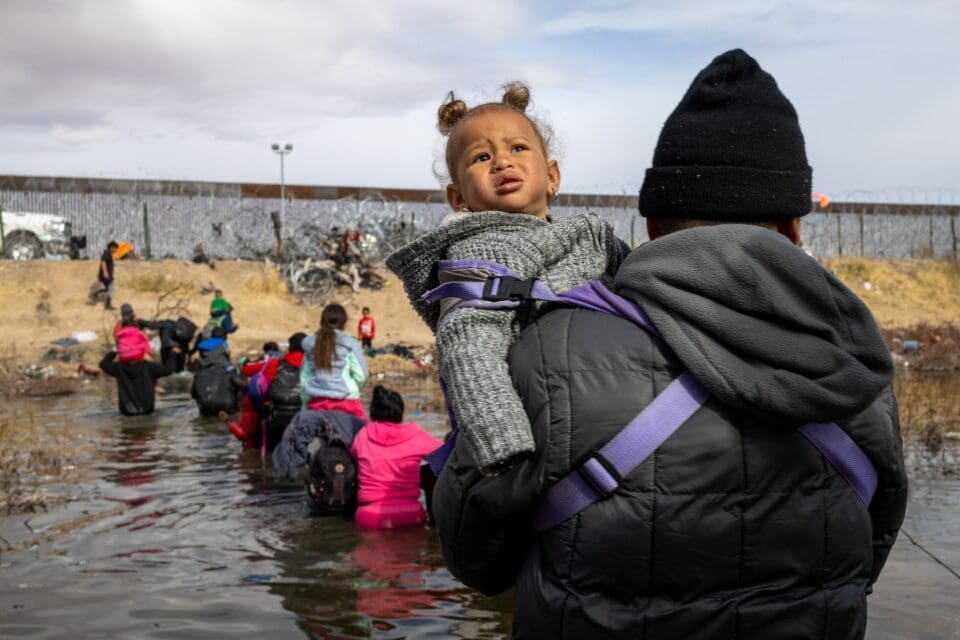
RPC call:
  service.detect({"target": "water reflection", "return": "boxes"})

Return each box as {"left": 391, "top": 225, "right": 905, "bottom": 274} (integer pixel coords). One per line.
{"left": 0, "top": 372, "right": 956, "bottom": 638}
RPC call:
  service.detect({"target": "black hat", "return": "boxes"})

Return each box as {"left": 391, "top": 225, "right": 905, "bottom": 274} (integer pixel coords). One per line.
{"left": 640, "top": 49, "right": 812, "bottom": 221}
{"left": 288, "top": 332, "right": 307, "bottom": 353}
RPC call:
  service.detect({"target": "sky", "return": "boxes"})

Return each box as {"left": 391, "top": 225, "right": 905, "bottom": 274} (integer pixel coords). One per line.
{"left": 1, "top": 0, "right": 958, "bottom": 202}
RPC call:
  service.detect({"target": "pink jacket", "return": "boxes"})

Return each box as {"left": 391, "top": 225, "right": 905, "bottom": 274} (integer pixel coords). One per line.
{"left": 114, "top": 325, "right": 152, "bottom": 363}
{"left": 350, "top": 420, "right": 442, "bottom": 529}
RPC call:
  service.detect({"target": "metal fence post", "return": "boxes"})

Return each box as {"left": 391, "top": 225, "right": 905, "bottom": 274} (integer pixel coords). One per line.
{"left": 0, "top": 205, "right": 5, "bottom": 255}
{"left": 859, "top": 213, "right": 864, "bottom": 257}
{"left": 837, "top": 215, "right": 843, "bottom": 256}
{"left": 952, "top": 215, "right": 957, "bottom": 258}
{"left": 142, "top": 202, "right": 152, "bottom": 259}
{"left": 630, "top": 215, "right": 636, "bottom": 248}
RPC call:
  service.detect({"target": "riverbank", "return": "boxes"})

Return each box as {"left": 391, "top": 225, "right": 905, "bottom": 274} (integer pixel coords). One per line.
{"left": 0, "top": 256, "right": 958, "bottom": 382}
{"left": 0, "top": 258, "right": 434, "bottom": 383}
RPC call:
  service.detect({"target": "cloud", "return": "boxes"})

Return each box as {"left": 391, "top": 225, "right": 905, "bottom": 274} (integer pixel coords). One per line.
{"left": 0, "top": 0, "right": 548, "bottom": 138}
{"left": 0, "top": 1, "right": 957, "bottom": 198}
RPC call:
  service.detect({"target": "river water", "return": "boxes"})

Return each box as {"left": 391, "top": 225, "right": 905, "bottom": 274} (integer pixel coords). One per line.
{"left": 1, "top": 374, "right": 958, "bottom": 638}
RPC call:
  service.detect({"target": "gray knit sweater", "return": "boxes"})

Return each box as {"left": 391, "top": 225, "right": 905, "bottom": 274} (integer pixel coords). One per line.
{"left": 386, "top": 211, "right": 628, "bottom": 472}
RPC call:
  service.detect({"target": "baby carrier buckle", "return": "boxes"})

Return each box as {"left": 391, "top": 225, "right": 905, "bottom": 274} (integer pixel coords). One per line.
{"left": 482, "top": 275, "right": 535, "bottom": 302}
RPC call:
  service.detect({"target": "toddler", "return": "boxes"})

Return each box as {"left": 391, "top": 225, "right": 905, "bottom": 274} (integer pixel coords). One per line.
{"left": 387, "top": 82, "right": 628, "bottom": 474}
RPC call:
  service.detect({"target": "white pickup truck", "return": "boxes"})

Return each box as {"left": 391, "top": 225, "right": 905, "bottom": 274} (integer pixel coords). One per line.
{"left": 0, "top": 210, "right": 82, "bottom": 259}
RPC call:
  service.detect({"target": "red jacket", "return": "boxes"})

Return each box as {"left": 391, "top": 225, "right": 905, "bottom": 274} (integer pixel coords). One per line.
{"left": 357, "top": 315, "right": 376, "bottom": 340}
{"left": 239, "top": 350, "right": 305, "bottom": 381}
{"left": 230, "top": 351, "right": 306, "bottom": 448}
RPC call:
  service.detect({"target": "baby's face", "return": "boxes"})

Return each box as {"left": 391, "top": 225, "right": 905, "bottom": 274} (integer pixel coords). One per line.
{"left": 446, "top": 108, "right": 559, "bottom": 220}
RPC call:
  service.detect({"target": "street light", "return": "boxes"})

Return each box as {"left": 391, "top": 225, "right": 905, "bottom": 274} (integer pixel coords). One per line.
{"left": 271, "top": 142, "right": 294, "bottom": 224}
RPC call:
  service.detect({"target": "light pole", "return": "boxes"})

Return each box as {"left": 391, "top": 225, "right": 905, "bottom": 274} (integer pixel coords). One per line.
{"left": 271, "top": 143, "right": 293, "bottom": 223}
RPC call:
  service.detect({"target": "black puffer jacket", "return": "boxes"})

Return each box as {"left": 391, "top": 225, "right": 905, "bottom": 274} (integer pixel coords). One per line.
{"left": 433, "top": 226, "right": 907, "bottom": 639}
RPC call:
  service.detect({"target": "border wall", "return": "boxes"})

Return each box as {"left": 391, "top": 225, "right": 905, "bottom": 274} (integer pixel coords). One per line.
{"left": 1, "top": 174, "right": 957, "bottom": 260}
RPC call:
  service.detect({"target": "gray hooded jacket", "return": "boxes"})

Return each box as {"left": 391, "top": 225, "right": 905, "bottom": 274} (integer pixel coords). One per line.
{"left": 386, "top": 211, "right": 628, "bottom": 472}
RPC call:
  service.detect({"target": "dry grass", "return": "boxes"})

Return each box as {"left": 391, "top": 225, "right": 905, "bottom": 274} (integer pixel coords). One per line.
{"left": 826, "top": 258, "right": 960, "bottom": 328}
{"left": 367, "top": 353, "right": 436, "bottom": 378}
{"left": 895, "top": 371, "right": 960, "bottom": 450}
{"left": 237, "top": 264, "right": 290, "bottom": 299}
{"left": 0, "top": 281, "right": 50, "bottom": 297}
{"left": 0, "top": 344, "right": 18, "bottom": 380}
{"left": 124, "top": 271, "right": 195, "bottom": 296}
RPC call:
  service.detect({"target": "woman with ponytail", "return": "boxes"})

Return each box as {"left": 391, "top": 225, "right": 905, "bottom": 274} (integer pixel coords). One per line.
{"left": 299, "top": 303, "right": 369, "bottom": 419}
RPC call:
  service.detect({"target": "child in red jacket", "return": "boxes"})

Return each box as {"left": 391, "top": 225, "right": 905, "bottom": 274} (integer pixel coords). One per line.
{"left": 222, "top": 335, "right": 305, "bottom": 449}
{"left": 357, "top": 307, "right": 376, "bottom": 349}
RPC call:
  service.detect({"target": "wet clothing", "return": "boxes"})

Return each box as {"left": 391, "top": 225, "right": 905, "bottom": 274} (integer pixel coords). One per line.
{"left": 272, "top": 410, "right": 367, "bottom": 481}
{"left": 300, "top": 331, "right": 368, "bottom": 405}
{"left": 351, "top": 420, "right": 442, "bottom": 529}
{"left": 190, "top": 347, "right": 245, "bottom": 417}
{"left": 99, "top": 351, "right": 174, "bottom": 416}
{"left": 386, "top": 211, "right": 628, "bottom": 473}
{"left": 433, "top": 225, "right": 907, "bottom": 639}
{"left": 228, "top": 351, "right": 305, "bottom": 449}
{"left": 267, "top": 352, "right": 305, "bottom": 436}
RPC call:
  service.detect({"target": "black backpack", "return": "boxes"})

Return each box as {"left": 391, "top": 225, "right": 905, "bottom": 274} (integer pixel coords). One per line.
{"left": 173, "top": 316, "right": 197, "bottom": 345}
{"left": 191, "top": 365, "right": 239, "bottom": 417}
{"left": 266, "top": 359, "right": 302, "bottom": 444}
{"left": 305, "top": 421, "right": 358, "bottom": 516}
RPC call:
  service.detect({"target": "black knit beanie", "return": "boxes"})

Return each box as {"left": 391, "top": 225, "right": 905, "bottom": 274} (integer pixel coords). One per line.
{"left": 640, "top": 49, "right": 812, "bottom": 220}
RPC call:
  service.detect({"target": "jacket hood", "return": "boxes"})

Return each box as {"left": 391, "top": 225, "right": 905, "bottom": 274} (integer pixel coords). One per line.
{"left": 615, "top": 224, "right": 893, "bottom": 425}
{"left": 385, "top": 212, "right": 550, "bottom": 331}
{"left": 283, "top": 351, "right": 304, "bottom": 367}
{"left": 361, "top": 420, "right": 426, "bottom": 446}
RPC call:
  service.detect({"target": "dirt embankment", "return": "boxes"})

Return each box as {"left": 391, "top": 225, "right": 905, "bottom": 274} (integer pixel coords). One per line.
{"left": 0, "top": 256, "right": 958, "bottom": 385}
{"left": 0, "top": 259, "right": 433, "bottom": 385}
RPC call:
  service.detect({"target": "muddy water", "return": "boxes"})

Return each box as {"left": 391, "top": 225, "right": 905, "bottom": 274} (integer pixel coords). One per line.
{"left": 1, "top": 373, "right": 958, "bottom": 638}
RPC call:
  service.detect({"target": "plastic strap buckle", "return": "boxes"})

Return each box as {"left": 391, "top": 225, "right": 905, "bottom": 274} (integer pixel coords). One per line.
{"left": 482, "top": 275, "right": 535, "bottom": 301}
{"left": 577, "top": 453, "right": 622, "bottom": 499}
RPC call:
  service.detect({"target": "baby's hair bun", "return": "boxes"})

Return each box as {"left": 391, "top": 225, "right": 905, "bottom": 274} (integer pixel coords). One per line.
{"left": 501, "top": 81, "right": 530, "bottom": 112}
{"left": 437, "top": 91, "right": 468, "bottom": 135}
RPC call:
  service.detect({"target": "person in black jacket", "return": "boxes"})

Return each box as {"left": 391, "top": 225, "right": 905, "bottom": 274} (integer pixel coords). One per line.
{"left": 430, "top": 49, "right": 907, "bottom": 639}
{"left": 99, "top": 349, "right": 177, "bottom": 415}
{"left": 138, "top": 317, "right": 195, "bottom": 372}
{"left": 190, "top": 332, "right": 246, "bottom": 417}
{"left": 92, "top": 240, "right": 118, "bottom": 309}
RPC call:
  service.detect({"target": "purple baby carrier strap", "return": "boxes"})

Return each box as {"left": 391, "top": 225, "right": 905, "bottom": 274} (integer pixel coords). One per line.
{"left": 422, "top": 259, "right": 879, "bottom": 530}
{"left": 799, "top": 423, "right": 878, "bottom": 505}
{"left": 530, "top": 371, "right": 709, "bottom": 532}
